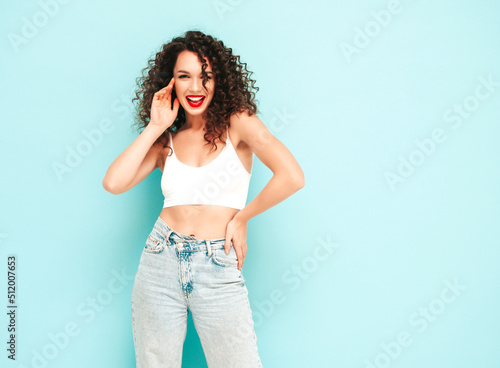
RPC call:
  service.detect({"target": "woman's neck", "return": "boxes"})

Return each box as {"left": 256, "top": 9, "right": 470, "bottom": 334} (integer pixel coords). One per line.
{"left": 183, "top": 113, "right": 207, "bottom": 132}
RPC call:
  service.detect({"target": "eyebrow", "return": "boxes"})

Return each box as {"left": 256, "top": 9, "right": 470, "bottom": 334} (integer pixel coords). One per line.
{"left": 176, "top": 70, "right": 214, "bottom": 75}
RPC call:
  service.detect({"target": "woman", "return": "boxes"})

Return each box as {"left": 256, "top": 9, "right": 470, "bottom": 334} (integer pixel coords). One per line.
{"left": 103, "top": 30, "right": 304, "bottom": 368}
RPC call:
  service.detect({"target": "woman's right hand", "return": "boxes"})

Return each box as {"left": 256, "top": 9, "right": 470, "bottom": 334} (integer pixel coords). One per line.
{"left": 149, "top": 77, "right": 180, "bottom": 131}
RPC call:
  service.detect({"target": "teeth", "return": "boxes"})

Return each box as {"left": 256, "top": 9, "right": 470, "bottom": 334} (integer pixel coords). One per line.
{"left": 187, "top": 96, "right": 203, "bottom": 102}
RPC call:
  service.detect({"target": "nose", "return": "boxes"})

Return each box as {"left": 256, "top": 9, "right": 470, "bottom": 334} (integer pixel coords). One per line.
{"left": 190, "top": 78, "right": 203, "bottom": 93}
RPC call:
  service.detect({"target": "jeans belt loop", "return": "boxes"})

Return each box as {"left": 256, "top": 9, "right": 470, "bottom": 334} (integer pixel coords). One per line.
{"left": 206, "top": 240, "right": 212, "bottom": 257}
{"left": 165, "top": 229, "right": 173, "bottom": 246}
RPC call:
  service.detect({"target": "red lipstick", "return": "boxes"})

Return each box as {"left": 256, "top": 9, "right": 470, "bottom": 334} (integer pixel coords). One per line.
{"left": 186, "top": 95, "right": 205, "bottom": 108}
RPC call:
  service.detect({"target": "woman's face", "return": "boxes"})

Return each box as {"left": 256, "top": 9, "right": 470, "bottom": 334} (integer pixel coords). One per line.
{"left": 173, "top": 50, "right": 215, "bottom": 117}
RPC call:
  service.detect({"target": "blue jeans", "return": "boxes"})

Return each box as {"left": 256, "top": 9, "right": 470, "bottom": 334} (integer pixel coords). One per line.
{"left": 131, "top": 216, "right": 263, "bottom": 368}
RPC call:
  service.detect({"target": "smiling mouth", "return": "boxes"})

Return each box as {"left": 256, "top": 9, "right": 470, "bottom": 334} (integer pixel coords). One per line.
{"left": 186, "top": 96, "right": 205, "bottom": 107}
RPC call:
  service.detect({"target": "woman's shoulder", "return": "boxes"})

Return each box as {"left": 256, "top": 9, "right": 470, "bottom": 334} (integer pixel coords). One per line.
{"left": 229, "top": 109, "right": 262, "bottom": 146}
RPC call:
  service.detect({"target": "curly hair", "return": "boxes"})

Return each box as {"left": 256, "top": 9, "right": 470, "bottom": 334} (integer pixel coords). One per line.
{"left": 131, "top": 30, "right": 259, "bottom": 153}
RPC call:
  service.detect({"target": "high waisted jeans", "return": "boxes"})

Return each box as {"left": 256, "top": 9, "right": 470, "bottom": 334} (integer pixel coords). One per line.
{"left": 131, "top": 216, "right": 263, "bottom": 368}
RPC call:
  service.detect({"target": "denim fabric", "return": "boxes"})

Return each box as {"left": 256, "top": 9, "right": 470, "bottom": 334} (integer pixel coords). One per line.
{"left": 131, "top": 216, "right": 262, "bottom": 368}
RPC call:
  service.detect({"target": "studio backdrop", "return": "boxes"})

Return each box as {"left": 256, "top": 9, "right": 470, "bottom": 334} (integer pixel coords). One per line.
{"left": 1, "top": 0, "right": 499, "bottom": 367}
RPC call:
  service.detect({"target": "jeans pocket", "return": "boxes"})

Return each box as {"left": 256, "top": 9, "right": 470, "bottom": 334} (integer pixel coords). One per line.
{"left": 211, "top": 248, "right": 239, "bottom": 268}
{"left": 143, "top": 229, "right": 166, "bottom": 254}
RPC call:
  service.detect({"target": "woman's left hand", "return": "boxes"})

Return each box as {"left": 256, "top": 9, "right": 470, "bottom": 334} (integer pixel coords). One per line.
{"left": 224, "top": 215, "right": 248, "bottom": 270}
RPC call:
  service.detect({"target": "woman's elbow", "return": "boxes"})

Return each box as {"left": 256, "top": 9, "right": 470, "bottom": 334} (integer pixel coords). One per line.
{"left": 289, "top": 168, "right": 305, "bottom": 190}
{"left": 102, "top": 178, "right": 122, "bottom": 195}
{"left": 293, "top": 173, "right": 305, "bottom": 189}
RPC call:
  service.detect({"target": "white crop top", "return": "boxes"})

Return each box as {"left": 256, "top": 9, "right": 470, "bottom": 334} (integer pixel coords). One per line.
{"left": 161, "top": 130, "right": 252, "bottom": 210}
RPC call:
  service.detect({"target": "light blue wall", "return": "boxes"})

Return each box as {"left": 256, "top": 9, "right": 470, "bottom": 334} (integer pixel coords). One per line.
{"left": 1, "top": 0, "right": 499, "bottom": 367}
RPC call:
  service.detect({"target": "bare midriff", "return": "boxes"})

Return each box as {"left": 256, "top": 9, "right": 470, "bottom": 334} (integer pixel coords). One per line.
{"left": 159, "top": 205, "right": 240, "bottom": 240}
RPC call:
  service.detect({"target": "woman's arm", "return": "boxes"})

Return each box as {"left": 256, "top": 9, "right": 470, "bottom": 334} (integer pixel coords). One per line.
{"left": 102, "top": 124, "right": 164, "bottom": 195}
{"left": 224, "top": 111, "right": 305, "bottom": 269}
{"left": 231, "top": 111, "right": 305, "bottom": 223}
{"left": 103, "top": 78, "right": 179, "bottom": 194}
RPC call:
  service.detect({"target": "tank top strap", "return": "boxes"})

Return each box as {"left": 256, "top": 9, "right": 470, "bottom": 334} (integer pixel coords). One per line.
{"left": 168, "top": 132, "right": 174, "bottom": 153}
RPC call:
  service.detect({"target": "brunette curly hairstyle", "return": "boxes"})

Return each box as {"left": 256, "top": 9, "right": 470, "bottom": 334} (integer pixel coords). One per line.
{"left": 131, "top": 30, "right": 259, "bottom": 152}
